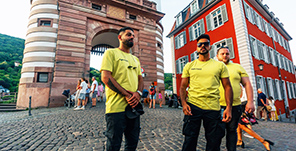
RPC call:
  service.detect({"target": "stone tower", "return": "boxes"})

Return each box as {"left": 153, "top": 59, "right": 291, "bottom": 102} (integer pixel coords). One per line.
{"left": 17, "top": 0, "right": 164, "bottom": 108}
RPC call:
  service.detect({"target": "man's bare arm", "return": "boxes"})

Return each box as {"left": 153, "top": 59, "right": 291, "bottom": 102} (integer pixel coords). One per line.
{"left": 101, "top": 70, "right": 130, "bottom": 97}
{"left": 180, "top": 77, "right": 192, "bottom": 116}
{"left": 241, "top": 77, "right": 255, "bottom": 113}
{"left": 221, "top": 77, "right": 233, "bottom": 123}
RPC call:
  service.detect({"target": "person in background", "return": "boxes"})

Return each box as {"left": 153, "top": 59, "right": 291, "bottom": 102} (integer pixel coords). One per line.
{"left": 97, "top": 82, "right": 105, "bottom": 102}
{"left": 74, "top": 78, "right": 88, "bottom": 110}
{"left": 256, "top": 88, "right": 268, "bottom": 121}
{"left": 158, "top": 91, "right": 163, "bottom": 108}
{"left": 74, "top": 79, "right": 81, "bottom": 107}
{"left": 149, "top": 82, "right": 157, "bottom": 109}
{"left": 267, "top": 96, "right": 277, "bottom": 121}
{"left": 90, "top": 76, "right": 98, "bottom": 108}
{"left": 85, "top": 80, "right": 91, "bottom": 106}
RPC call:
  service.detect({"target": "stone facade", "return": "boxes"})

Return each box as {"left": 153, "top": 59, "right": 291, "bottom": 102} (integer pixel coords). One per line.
{"left": 17, "top": 0, "right": 164, "bottom": 108}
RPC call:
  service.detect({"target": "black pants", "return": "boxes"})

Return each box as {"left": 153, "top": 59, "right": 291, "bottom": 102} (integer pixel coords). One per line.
{"left": 220, "top": 105, "right": 242, "bottom": 151}
{"left": 182, "top": 103, "right": 224, "bottom": 151}
{"left": 104, "top": 112, "right": 140, "bottom": 151}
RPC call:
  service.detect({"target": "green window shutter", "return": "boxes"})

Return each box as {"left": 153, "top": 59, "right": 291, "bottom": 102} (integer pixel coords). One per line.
{"left": 189, "top": 26, "right": 193, "bottom": 41}
{"left": 243, "top": 1, "right": 249, "bottom": 19}
{"left": 190, "top": 53, "right": 195, "bottom": 61}
{"left": 226, "top": 38, "right": 235, "bottom": 59}
{"left": 176, "top": 59, "right": 180, "bottom": 74}
{"left": 206, "top": 14, "right": 212, "bottom": 32}
{"left": 200, "top": 18, "right": 205, "bottom": 34}
{"left": 175, "top": 36, "right": 178, "bottom": 49}
{"left": 183, "top": 31, "right": 187, "bottom": 45}
{"left": 221, "top": 4, "right": 228, "bottom": 23}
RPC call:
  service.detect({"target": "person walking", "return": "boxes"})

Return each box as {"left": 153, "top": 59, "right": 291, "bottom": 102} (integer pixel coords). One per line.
{"left": 158, "top": 91, "right": 163, "bottom": 108}
{"left": 97, "top": 82, "right": 104, "bottom": 102}
{"left": 149, "top": 82, "right": 157, "bottom": 108}
{"left": 180, "top": 34, "right": 233, "bottom": 151}
{"left": 74, "top": 78, "right": 88, "bottom": 110}
{"left": 256, "top": 88, "right": 268, "bottom": 121}
{"left": 216, "top": 46, "right": 255, "bottom": 151}
{"left": 90, "top": 76, "right": 98, "bottom": 108}
{"left": 101, "top": 27, "right": 144, "bottom": 151}
{"left": 267, "top": 96, "right": 277, "bottom": 121}
{"left": 74, "top": 79, "right": 81, "bottom": 107}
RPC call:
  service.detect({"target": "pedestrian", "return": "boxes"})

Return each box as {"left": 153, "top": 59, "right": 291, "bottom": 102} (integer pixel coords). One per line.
{"left": 216, "top": 46, "right": 255, "bottom": 151}
{"left": 149, "top": 82, "right": 157, "bottom": 108}
{"left": 236, "top": 99, "right": 274, "bottom": 150}
{"left": 74, "top": 79, "right": 81, "bottom": 107}
{"left": 100, "top": 26, "right": 144, "bottom": 151}
{"left": 267, "top": 96, "right": 277, "bottom": 121}
{"left": 179, "top": 34, "right": 233, "bottom": 151}
{"left": 90, "top": 76, "right": 98, "bottom": 108}
{"left": 256, "top": 88, "right": 268, "bottom": 121}
{"left": 74, "top": 78, "right": 88, "bottom": 110}
{"left": 85, "top": 80, "right": 91, "bottom": 105}
{"left": 158, "top": 91, "right": 163, "bottom": 108}
{"left": 97, "top": 82, "right": 104, "bottom": 102}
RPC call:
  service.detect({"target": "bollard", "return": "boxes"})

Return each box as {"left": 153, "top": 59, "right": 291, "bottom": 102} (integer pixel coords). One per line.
{"left": 279, "top": 109, "right": 282, "bottom": 122}
{"left": 29, "top": 96, "right": 32, "bottom": 116}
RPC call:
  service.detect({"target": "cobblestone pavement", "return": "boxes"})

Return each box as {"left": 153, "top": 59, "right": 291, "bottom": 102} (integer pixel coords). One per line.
{"left": 0, "top": 102, "right": 295, "bottom": 151}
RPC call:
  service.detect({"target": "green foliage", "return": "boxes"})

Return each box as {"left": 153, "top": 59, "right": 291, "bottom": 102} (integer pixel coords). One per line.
{"left": 164, "top": 73, "right": 173, "bottom": 91}
{"left": 89, "top": 67, "right": 103, "bottom": 85}
{"left": 0, "top": 33, "right": 24, "bottom": 92}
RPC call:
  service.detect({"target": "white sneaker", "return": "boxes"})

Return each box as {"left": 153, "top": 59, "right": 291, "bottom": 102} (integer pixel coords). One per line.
{"left": 74, "top": 106, "right": 81, "bottom": 110}
{"left": 243, "top": 133, "right": 254, "bottom": 138}
{"left": 81, "top": 106, "right": 85, "bottom": 110}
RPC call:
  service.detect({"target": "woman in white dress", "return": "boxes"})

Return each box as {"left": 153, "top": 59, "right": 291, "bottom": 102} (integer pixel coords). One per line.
{"left": 267, "top": 96, "right": 276, "bottom": 121}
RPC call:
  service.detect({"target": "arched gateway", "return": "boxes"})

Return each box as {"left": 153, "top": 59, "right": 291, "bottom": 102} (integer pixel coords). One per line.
{"left": 17, "top": 0, "right": 165, "bottom": 108}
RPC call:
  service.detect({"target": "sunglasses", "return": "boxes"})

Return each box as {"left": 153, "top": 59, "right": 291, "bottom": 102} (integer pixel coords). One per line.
{"left": 128, "top": 66, "right": 137, "bottom": 69}
{"left": 197, "top": 42, "right": 210, "bottom": 47}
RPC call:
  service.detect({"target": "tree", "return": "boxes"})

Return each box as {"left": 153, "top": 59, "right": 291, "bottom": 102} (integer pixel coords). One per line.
{"left": 164, "top": 73, "right": 173, "bottom": 91}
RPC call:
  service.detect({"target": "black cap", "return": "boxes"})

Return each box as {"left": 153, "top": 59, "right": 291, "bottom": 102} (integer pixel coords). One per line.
{"left": 196, "top": 34, "right": 210, "bottom": 43}
{"left": 125, "top": 103, "right": 144, "bottom": 119}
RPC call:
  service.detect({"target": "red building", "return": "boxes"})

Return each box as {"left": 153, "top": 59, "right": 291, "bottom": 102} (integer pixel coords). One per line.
{"left": 167, "top": 0, "right": 296, "bottom": 118}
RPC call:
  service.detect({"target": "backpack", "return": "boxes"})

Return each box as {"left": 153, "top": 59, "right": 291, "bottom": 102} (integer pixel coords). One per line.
{"left": 150, "top": 86, "right": 156, "bottom": 95}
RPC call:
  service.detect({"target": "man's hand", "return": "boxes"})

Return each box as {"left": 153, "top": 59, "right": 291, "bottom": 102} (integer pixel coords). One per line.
{"left": 182, "top": 102, "right": 192, "bottom": 116}
{"left": 126, "top": 90, "right": 140, "bottom": 108}
{"left": 222, "top": 107, "right": 232, "bottom": 123}
{"left": 245, "top": 101, "right": 255, "bottom": 113}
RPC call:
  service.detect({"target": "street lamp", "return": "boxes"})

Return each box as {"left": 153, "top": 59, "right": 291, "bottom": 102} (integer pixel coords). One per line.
{"left": 255, "top": 64, "right": 264, "bottom": 73}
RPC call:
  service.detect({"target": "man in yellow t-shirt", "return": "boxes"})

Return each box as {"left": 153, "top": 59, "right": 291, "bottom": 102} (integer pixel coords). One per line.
{"left": 217, "top": 46, "right": 255, "bottom": 151}
{"left": 180, "top": 34, "right": 233, "bottom": 151}
{"left": 101, "top": 27, "right": 144, "bottom": 151}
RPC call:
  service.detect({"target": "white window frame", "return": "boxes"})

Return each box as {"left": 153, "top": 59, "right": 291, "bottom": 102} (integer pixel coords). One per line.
{"left": 190, "top": 0, "right": 199, "bottom": 15}
{"left": 255, "top": 12, "right": 264, "bottom": 31}
{"left": 175, "top": 31, "right": 187, "bottom": 49}
{"left": 264, "top": 20, "right": 270, "bottom": 37}
{"left": 189, "top": 19, "right": 205, "bottom": 41}
{"left": 190, "top": 51, "right": 199, "bottom": 62}
{"left": 206, "top": 4, "right": 228, "bottom": 31}
{"left": 257, "top": 40, "right": 265, "bottom": 61}
{"left": 290, "top": 82, "right": 295, "bottom": 99}
{"left": 256, "top": 75, "right": 267, "bottom": 95}
{"left": 286, "top": 81, "right": 292, "bottom": 99}
{"left": 272, "top": 79, "right": 278, "bottom": 100}
{"left": 210, "top": 37, "right": 235, "bottom": 59}
{"left": 267, "top": 77, "right": 274, "bottom": 98}
{"left": 249, "top": 35, "right": 259, "bottom": 59}
{"left": 269, "top": 47, "right": 276, "bottom": 67}
{"left": 176, "top": 13, "right": 182, "bottom": 27}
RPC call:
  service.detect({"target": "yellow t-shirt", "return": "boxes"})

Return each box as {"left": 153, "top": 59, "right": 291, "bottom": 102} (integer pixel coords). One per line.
{"left": 182, "top": 59, "right": 229, "bottom": 111}
{"left": 219, "top": 62, "right": 249, "bottom": 106}
{"left": 100, "top": 48, "right": 141, "bottom": 114}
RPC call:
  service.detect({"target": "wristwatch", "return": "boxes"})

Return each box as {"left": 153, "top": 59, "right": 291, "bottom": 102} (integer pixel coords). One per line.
{"left": 137, "top": 90, "right": 142, "bottom": 96}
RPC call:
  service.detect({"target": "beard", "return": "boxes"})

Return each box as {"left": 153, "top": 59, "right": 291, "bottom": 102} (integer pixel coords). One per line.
{"left": 123, "top": 39, "right": 134, "bottom": 48}
{"left": 199, "top": 50, "right": 209, "bottom": 55}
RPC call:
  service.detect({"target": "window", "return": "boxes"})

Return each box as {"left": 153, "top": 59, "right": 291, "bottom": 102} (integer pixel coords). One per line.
{"left": 176, "top": 13, "right": 183, "bottom": 27}
{"left": 189, "top": 19, "right": 205, "bottom": 41}
{"left": 243, "top": 1, "right": 255, "bottom": 24}
{"left": 37, "top": 72, "right": 48, "bottom": 83}
{"left": 176, "top": 56, "right": 189, "bottom": 74}
{"left": 264, "top": 21, "right": 270, "bottom": 37}
{"left": 275, "top": 79, "right": 282, "bottom": 100}
{"left": 129, "top": 14, "right": 137, "bottom": 20}
{"left": 256, "top": 76, "right": 267, "bottom": 95}
{"left": 210, "top": 38, "right": 235, "bottom": 59}
{"left": 190, "top": 0, "right": 199, "bottom": 15}
{"left": 175, "top": 31, "right": 186, "bottom": 49}
{"left": 38, "top": 19, "right": 52, "bottom": 27}
{"left": 273, "top": 50, "right": 279, "bottom": 67}
{"left": 190, "top": 51, "right": 199, "bottom": 61}
{"left": 92, "top": 3, "right": 102, "bottom": 10}
{"left": 290, "top": 82, "right": 295, "bottom": 99}
{"left": 255, "top": 12, "right": 264, "bottom": 31}
{"left": 272, "top": 79, "right": 278, "bottom": 100}
{"left": 257, "top": 41, "right": 265, "bottom": 60}
{"left": 206, "top": 4, "right": 228, "bottom": 31}
{"left": 269, "top": 47, "right": 276, "bottom": 66}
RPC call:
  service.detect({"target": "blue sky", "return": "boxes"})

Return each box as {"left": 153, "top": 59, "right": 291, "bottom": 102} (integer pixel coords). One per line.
{"left": 0, "top": 0, "right": 295, "bottom": 73}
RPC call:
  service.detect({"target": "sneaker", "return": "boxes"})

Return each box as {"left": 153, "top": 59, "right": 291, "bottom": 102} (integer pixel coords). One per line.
{"left": 81, "top": 106, "right": 85, "bottom": 110}
{"left": 243, "top": 133, "right": 254, "bottom": 139}
{"left": 74, "top": 106, "right": 81, "bottom": 110}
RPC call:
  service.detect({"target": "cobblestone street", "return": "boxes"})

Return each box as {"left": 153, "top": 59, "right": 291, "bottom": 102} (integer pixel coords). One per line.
{"left": 0, "top": 102, "right": 295, "bottom": 151}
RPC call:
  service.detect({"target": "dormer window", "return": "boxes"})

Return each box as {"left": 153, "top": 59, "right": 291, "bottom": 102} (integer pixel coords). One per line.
{"left": 176, "top": 13, "right": 182, "bottom": 27}
{"left": 190, "top": 0, "right": 199, "bottom": 15}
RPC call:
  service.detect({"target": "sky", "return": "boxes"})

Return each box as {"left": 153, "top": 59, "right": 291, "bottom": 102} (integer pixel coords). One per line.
{"left": 0, "top": 0, "right": 295, "bottom": 73}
